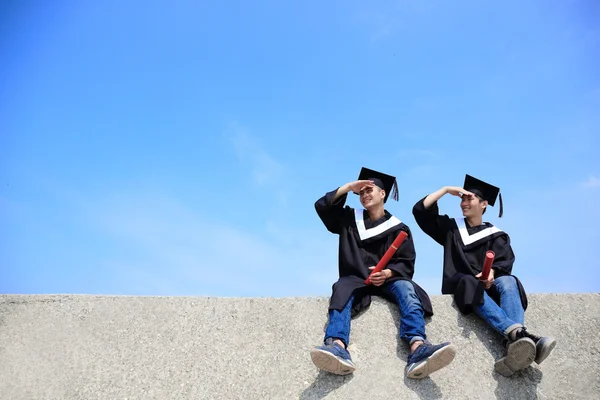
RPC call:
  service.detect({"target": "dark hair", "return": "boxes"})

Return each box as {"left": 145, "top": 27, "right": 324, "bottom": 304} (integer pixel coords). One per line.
{"left": 472, "top": 194, "right": 487, "bottom": 215}
{"left": 477, "top": 196, "right": 487, "bottom": 215}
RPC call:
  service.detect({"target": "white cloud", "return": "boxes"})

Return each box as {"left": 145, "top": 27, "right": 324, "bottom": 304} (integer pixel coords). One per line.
{"left": 81, "top": 191, "right": 338, "bottom": 297}
{"left": 227, "top": 123, "right": 284, "bottom": 187}
{"left": 581, "top": 176, "right": 600, "bottom": 188}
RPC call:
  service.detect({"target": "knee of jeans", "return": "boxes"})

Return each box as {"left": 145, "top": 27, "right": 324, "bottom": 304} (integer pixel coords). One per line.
{"left": 390, "top": 279, "right": 413, "bottom": 292}
{"left": 494, "top": 276, "right": 518, "bottom": 293}
{"left": 389, "top": 279, "right": 418, "bottom": 302}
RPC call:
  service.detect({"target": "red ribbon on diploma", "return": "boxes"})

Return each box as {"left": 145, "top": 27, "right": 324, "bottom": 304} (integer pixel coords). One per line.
{"left": 365, "top": 230, "right": 409, "bottom": 285}
{"left": 481, "top": 250, "right": 495, "bottom": 280}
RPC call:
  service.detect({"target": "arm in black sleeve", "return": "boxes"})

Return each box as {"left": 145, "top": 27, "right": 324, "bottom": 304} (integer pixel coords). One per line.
{"left": 314, "top": 188, "right": 351, "bottom": 234}
{"left": 491, "top": 234, "right": 515, "bottom": 276}
{"left": 412, "top": 196, "right": 453, "bottom": 245}
{"left": 386, "top": 226, "right": 417, "bottom": 279}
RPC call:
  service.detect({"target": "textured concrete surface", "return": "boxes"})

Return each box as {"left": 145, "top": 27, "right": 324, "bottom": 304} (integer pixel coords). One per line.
{"left": 0, "top": 293, "right": 598, "bottom": 400}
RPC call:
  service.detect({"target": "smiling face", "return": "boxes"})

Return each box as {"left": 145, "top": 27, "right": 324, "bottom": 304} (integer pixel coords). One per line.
{"left": 359, "top": 185, "right": 385, "bottom": 209}
{"left": 460, "top": 193, "right": 488, "bottom": 218}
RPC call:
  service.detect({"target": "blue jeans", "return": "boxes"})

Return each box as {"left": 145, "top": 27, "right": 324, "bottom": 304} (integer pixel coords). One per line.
{"left": 472, "top": 276, "right": 524, "bottom": 337}
{"left": 324, "top": 280, "right": 426, "bottom": 347}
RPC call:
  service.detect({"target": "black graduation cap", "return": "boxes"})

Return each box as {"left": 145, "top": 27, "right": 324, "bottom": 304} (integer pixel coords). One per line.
{"left": 463, "top": 174, "right": 503, "bottom": 218}
{"left": 357, "top": 167, "right": 399, "bottom": 203}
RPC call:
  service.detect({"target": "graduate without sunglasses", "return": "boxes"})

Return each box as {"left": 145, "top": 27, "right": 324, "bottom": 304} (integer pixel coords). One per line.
{"left": 310, "top": 167, "right": 456, "bottom": 379}
{"left": 412, "top": 175, "right": 556, "bottom": 377}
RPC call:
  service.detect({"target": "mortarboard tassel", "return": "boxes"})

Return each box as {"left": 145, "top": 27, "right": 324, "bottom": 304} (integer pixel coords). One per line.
{"left": 498, "top": 192, "right": 503, "bottom": 218}
{"left": 391, "top": 180, "right": 399, "bottom": 201}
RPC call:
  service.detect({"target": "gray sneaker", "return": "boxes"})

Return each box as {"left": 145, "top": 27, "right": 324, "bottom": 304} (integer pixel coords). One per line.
{"left": 494, "top": 337, "right": 536, "bottom": 377}
{"left": 516, "top": 328, "right": 557, "bottom": 365}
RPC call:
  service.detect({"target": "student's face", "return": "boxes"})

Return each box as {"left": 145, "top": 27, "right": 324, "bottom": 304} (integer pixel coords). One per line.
{"left": 460, "top": 194, "right": 487, "bottom": 218}
{"left": 360, "top": 185, "right": 385, "bottom": 208}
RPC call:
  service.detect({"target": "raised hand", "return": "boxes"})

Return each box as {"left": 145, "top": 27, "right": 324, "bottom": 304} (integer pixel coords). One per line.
{"left": 445, "top": 186, "right": 475, "bottom": 198}
{"left": 347, "top": 180, "right": 375, "bottom": 194}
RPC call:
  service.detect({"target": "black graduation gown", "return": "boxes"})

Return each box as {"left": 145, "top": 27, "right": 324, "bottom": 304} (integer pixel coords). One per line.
{"left": 315, "top": 188, "right": 433, "bottom": 318}
{"left": 412, "top": 197, "right": 528, "bottom": 314}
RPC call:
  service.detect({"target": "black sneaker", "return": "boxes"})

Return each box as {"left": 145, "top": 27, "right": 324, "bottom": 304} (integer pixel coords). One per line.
{"left": 494, "top": 336, "right": 536, "bottom": 377}
{"left": 515, "top": 328, "right": 557, "bottom": 365}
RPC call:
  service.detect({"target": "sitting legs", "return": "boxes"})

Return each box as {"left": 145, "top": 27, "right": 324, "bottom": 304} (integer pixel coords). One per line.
{"left": 473, "top": 276, "right": 556, "bottom": 376}
{"left": 384, "top": 280, "right": 456, "bottom": 379}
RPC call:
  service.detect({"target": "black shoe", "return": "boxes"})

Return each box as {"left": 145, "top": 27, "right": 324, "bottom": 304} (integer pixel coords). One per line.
{"left": 512, "top": 327, "right": 557, "bottom": 365}
{"left": 515, "top": 328, "right": 557, "bottom": 365}
{"left": 495, "top": 337, "right": 536, "bottom": 377}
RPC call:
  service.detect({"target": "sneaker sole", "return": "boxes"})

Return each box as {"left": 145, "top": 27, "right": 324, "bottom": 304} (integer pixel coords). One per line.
{"left": 310, "top": 348, "right": 356, "bottom": 375}
{"left": 535, "top": 337, "right": 556, "bottom": 365}
{"left": 494, "top": 338, "right": 536, "bottom": 377}
{"left": 406, "top": 344, "right": 457, "bottom": 379}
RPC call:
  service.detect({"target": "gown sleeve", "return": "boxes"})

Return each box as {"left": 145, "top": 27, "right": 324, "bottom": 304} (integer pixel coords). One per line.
{"left": 490, "top": 234, "right": 515, "bottom": 276}
{"left": 386, "top": 226, "right": 416, "bottom": 279}
{"left": 315, "top": 188, "right": 350, "bottom": 235}
{"left": 412, "top": 196, "right": 454, "bottom": 245}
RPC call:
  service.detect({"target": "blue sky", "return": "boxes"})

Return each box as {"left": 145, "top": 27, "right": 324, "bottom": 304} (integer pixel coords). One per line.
{"left": 1, "top": 1, "right": 598, "bottom": 297}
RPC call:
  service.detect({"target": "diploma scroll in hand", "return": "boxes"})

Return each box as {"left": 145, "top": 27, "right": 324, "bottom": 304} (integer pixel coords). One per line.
{"left": 481, "top": 250, "right": 495, "bottom": 280}
{"left": 365, "top": 230, "right": 409, "bottom": 285}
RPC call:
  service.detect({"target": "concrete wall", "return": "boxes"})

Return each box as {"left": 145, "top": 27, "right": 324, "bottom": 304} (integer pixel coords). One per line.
{"left": 1, "top": 293, "right": 598, "bottom": 400}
